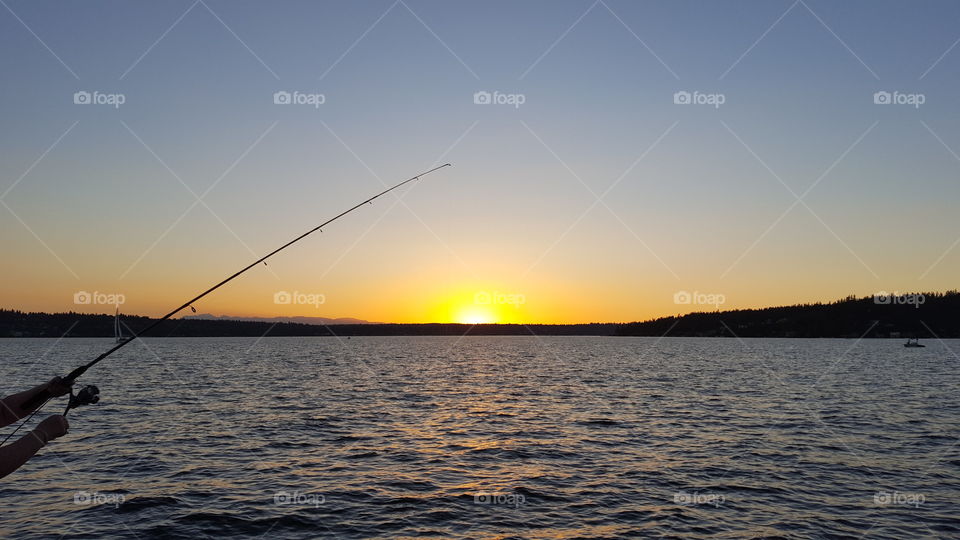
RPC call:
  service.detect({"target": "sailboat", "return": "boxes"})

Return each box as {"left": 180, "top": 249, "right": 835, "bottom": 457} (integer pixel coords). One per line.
{"left": 114, "top": 308, "right": 130, "bottom": 344}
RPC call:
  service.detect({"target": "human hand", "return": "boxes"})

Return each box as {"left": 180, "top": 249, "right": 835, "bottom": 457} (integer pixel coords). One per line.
{"left": 33, "top": 415, "right": 69, "bottom": 444}
{"left": 45, "top": 376, "right": 73, "bottom": 398}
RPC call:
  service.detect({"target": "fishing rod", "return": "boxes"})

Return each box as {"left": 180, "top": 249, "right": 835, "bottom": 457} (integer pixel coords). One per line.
{"left": 4, "top": 163, "right": 451, "bottom": 443}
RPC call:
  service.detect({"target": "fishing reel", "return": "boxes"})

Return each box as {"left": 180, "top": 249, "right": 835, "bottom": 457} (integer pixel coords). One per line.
{"left": 63, "top": 385, "right": 100, "bottom": 416}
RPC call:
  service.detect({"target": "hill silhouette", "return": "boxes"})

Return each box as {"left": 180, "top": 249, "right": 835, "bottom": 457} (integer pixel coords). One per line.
{"left": 183, "top": 313, "right": 380, "bottom": 325}
{"left": 617, "top": 291, "right": 959, "bottom": 338}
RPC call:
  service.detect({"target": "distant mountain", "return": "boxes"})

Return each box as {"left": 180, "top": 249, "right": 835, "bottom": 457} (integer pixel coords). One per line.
{"left": 183, "top": 313, "right": 380, "bottom": 325}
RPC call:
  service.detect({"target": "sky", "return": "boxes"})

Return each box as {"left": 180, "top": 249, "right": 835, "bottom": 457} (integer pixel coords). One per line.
{"left": 2, "top": 0, "right": 960, "bottom": 324}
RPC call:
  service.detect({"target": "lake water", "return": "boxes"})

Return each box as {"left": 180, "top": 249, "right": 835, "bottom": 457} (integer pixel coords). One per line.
{"left": 1, "top": 336, "right": 958, "bottom": 539}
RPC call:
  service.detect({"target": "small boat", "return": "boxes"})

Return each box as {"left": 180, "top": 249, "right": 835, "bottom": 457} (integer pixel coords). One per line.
{"left": 114, "top": 308, "right": 130, "bottom": 344}
{"left": 904, "top": 338, "right": 925, "bottom": 348}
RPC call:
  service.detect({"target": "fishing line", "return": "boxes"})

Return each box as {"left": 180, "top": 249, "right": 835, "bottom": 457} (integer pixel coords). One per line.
{"left": 2, "top": 164, "right": 451, "bottom": 445}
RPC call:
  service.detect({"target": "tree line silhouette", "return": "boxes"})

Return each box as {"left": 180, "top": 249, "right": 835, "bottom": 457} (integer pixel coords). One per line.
{"left": 616, "top": 291, "right": 960, "bottom": 338}
{"left": 0, "top": 310, "right": 615, "bottom": 337}
{"left": 1, "top": 291, "right": 956, "bottom": 338}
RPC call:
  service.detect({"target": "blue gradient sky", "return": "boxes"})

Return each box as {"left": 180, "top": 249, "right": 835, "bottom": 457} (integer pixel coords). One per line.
{"left": 2, "top": 0, "right": 960, "bottom": 323}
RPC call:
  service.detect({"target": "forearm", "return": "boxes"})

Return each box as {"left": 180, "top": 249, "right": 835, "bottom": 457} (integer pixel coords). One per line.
{"left": 0, "top": 430, "right": 46, "bottom": 479}
{"left": 0, "top": 383, "right": 48, "bottom": 427}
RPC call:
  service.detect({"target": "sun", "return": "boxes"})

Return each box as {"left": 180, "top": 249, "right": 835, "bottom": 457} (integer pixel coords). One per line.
{"left": 433, "top": 287, "right": 527, "bottom": 324}
{"left": 454, "top": 306, "right": 497, "bottom": 324}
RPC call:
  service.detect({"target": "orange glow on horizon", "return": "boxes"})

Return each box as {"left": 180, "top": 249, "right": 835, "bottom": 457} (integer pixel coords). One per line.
{"left": 429, "top": 288, "right": 530, "bottom": 324}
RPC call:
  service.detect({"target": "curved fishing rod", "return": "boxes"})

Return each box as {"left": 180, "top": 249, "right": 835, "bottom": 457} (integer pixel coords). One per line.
{"left": 7, "top": 163, "right": 451, "bottom": 437}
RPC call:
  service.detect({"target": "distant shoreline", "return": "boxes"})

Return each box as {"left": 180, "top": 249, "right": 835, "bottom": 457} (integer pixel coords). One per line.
{"left": 3, "top": 291, "right": 957, "bottom": 338}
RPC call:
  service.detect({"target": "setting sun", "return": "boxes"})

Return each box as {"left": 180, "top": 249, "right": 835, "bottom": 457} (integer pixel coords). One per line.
{"left": 454, "top": 306, "right": 497, "bottom": 324}
{"left": 429, "top": 288, "right": 529, "bottom": 324}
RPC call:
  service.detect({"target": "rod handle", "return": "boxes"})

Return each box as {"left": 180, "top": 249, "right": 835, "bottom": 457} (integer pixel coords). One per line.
{"left": 19, "top": 366, "right": 86, "bottom": 412}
